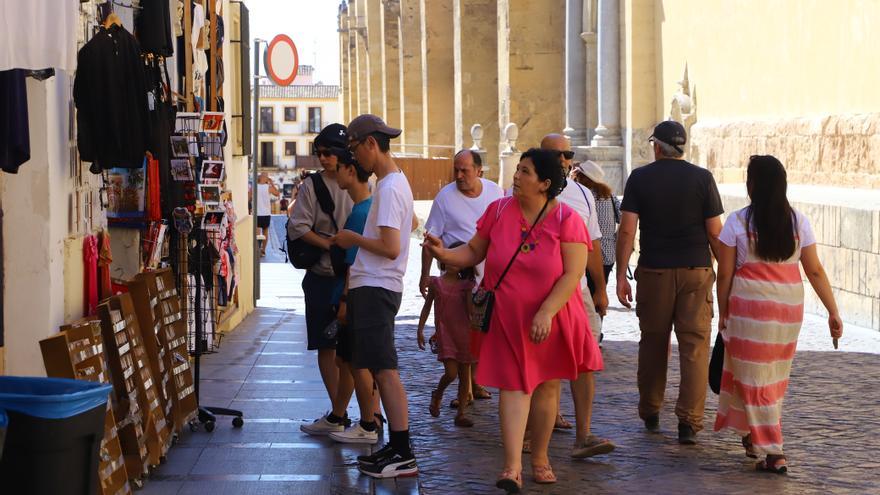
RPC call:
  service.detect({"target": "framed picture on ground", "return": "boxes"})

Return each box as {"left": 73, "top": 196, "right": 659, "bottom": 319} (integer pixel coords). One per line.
{"left": 170, "top": 159, "right": 193, "bottom": 181}
{"left": 200, "top": 160, "right": 224, "bottom": 182}
{"left": 170, "top": 135, "right": 190, "bottom": 157}
{"left": 198, "top": 184, "right": 222, "bottom": 208}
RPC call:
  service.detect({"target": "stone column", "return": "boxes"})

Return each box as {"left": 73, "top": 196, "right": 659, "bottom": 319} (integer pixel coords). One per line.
{"left": 498, "top": 0, "right": 566, "bottom": 164}
{"left": 591, "top": 0, "right": 621, "bottom": 146}
{"left": 421, "top": 0, "right": 455, "bottom": 158}
{"left": 381, "top": 1, "right": 403, "bottom": 133}
{"left": 581, "top": 0, "right": 599, "bottom": 143}
{"left": 454, "top": 0, "right": 499, "bottom": 177}
{"left": 399, "top": 0, "right": 426, "bottom": 155}
{"left": 338, "top": 7, "right": 351, "bottom": 123}
{"left": 352, "top": 0, "right": 370, "bottom": 114}
{"left": 366, "top": 0, "right": 385, "bottom": 115}
{"left": 563, "top": 0, "right": 588, "bottom": 146}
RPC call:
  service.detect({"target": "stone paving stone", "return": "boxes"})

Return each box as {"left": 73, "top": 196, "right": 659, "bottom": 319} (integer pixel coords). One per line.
{"left": 148, "top": 253, "right": 878, "bottom": 494}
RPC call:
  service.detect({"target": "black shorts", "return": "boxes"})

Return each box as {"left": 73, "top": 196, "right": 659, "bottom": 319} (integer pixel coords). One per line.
{"left": 349, "top": 287, "right": 402, "bottom": 371}
{"left": 257, "top": 215, "right": 271, "bottom": 229}
{"left": 335, "top": 323, "right": 353, "bottom": 363}
{"left": 302, "top": 271, "right": 342, "bottom": 350}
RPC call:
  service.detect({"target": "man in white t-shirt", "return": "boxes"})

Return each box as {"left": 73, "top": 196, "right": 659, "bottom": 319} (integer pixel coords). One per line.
{"left": 331, "top": 114, "right": 418, "bottom": 479}
{"left": 540, "top": 133, "right": 615, "bottom": 459}
{"left": 420, "top": 149, "right": 503, "bottom": 292}
{"left": 420, "top": 149, "right": 503, "bottom": 406}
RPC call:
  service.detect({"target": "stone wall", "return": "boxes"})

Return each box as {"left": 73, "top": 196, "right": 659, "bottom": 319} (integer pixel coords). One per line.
{"left": 691, "top": 113, "right": 880, "bottom": 189}
{"left": 719, "top": 184, "right": 880, "bottom": 332}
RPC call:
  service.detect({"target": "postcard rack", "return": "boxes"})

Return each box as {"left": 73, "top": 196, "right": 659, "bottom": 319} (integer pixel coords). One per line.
{"left": 39, "top": 319, "right": 133, "bottom": 495}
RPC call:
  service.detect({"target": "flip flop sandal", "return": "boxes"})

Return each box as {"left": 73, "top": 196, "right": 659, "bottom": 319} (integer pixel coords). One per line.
{"left": 532, "top": 464, "right": 557, "bottom": 484}
{"left": 571, "top": 434, "right": 616, "bottom": 459}
{"left": 473, "top": 386, "right": 492, "bottom": 400}
{"left": 449, "top": 398, "right": 474, "bottom": 409}
{"left": 756, "top": 455, "right": 787, "bottom": 474}
{"left": 454, "top": 415, "right": 474, "bottom": 427}
{"left": 554, "top": 414, "right": 573, "bottom": 430}
{"left": 496, "top": 469, "right": 522, "bottom": 493}
{"left": 742, "top": 434, "right": 758, "bottom": 458}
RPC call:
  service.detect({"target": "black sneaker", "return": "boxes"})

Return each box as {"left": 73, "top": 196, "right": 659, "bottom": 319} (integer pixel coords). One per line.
{"left": 357, "top": 443, "right": 394, "bottom": 466}
{"left": 678, "top": 423, "right": 697, "bottom": 445}
{"left": 644, "top": 414, "right": 660, "bottom": 433}
{"left": 358, "top": 450, "right": 418, "bottom": 479}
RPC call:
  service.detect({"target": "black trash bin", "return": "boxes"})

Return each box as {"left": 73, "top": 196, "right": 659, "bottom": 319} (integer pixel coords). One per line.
{"left": 0, "top": 377, "right": 112, "bottom": 495}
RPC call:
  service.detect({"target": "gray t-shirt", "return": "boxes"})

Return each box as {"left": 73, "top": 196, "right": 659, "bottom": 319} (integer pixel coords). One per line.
{"left": 288, "top": 172, "right": 353, "bottom": 276}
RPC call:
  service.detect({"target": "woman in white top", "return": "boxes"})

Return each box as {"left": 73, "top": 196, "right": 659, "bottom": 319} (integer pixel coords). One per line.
{"left": 256, "top": 172, "right": 279, "bottom": 256}
{"left": 714, "top": 155, "right": 842, "bottom": 474}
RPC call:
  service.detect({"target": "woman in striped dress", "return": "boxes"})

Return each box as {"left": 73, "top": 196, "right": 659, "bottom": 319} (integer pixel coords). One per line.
{"left": 714, "top": 155, "right": 843, "bottom": 474}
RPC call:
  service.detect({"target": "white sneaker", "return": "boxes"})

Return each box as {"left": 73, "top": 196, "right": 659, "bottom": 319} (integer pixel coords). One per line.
{"left": 329, "top": 423, "right": 379, "bottom": 444}
{"left": 300, "top": 414, "right": 345, "bottom": 436}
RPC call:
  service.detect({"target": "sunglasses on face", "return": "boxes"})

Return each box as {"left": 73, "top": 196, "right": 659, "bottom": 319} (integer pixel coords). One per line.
{"left": 348, "top": 138, "right": 365, "bottom": 154}
{"left": 314, "top": 148, "right": 343, "bottom": 158}
{"left": 558, "top": 150, "right": 575, "bottom": 160}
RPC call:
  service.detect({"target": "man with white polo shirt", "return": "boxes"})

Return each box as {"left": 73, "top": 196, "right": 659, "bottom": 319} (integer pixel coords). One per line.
{"left": 540, "top": 133, "right": 615, "bottom": 458}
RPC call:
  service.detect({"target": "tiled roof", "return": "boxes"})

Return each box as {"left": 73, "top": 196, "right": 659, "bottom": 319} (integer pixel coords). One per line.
{"left": 259, "top": 84, "right": 339, "bottom": 99}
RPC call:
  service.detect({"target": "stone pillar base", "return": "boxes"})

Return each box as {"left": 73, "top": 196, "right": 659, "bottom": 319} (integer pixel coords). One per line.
{"left": 574, "top": 145, "right": 625, "bottom": 194}
{"left": 591, "top": 125, "right": 622, "bottom": 147}
{"left": 564, "top": 127, "right": 589, "bottom": 147}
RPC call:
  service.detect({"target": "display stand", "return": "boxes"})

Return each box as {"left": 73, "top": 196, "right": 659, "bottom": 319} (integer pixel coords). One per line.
{"left": 177, "top": 227, "right": 244, "bottom": 432}
{"left": 39, "top": 319, "right": 133, "bottom": 495}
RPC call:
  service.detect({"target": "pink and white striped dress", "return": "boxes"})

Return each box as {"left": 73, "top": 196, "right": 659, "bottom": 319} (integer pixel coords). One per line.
{"left": 713, "top": 208, "right": 813, "bottom": 455}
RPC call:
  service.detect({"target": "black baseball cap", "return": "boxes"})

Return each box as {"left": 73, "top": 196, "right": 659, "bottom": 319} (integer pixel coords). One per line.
{"left": 649, "top": 120, "right": 687, "bottom": 153}
{"left": 314, "top": 123, "right": 349, "bottom": 149}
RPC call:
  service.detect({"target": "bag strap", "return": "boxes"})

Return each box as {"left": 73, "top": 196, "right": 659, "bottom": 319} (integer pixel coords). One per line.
{"left": 576, "top": 183, "right": 592, "bottom": 217}
{"left": 612, "top": 195, "right": 621, "bottom": 224}
{"left": 492, "top": 199, "right": 550, "bottom": 291}
{"left": 310, "top": 173, "right": 339, "bottom": 232}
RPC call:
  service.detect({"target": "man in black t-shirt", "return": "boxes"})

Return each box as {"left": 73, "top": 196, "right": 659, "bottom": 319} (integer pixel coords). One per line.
{"left": 615, "top": 120, "right": 723, "bottom": 445}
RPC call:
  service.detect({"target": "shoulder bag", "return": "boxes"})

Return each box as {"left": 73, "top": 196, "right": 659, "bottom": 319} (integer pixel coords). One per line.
{"left": 287, "top": 173, "right": 345, "bottom": 272}
{"left": 471, "top": 199, "right": 550, "bottom": 333}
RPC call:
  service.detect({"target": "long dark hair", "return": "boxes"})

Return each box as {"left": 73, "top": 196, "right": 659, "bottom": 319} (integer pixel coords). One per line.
{"left": 745, "top": 155, "right": 796, "bottom": 261}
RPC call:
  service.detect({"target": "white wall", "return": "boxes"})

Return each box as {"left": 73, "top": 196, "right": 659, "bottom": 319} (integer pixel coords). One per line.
{"left": 2, "top": 74, "right": 74, "bottom": 376}
{"left": 258, "top": 97, "right": 339, "bottom": 169}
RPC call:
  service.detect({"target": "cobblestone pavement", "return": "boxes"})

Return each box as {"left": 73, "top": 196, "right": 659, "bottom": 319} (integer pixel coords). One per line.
{"left": 145, "top": 216, "right": 879, "bottom": 494}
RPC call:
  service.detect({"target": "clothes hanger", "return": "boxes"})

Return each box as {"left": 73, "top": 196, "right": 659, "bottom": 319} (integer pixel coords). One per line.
{"left": 103, "top": 12, "right": 123, "bottom": 29}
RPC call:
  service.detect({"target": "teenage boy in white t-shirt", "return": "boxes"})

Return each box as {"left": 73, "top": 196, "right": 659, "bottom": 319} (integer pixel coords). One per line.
{"left": 330, "top": 114, "right": 417, "bottom": 479}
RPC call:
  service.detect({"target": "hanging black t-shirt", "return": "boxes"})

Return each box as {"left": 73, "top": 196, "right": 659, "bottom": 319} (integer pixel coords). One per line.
{"left": 620, "top": 158, "right": 723, "bottom": 268}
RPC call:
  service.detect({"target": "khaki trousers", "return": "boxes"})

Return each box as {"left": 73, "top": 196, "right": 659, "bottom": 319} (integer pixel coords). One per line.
{"left": 581, "top": 284, "right": 602, "bottom": 342}
{"left": 634, "top": 266, "right": 714, "bottom": 431}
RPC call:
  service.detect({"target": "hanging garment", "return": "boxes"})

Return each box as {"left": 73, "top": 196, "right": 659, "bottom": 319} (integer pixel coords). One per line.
{"left": 147, "top": 155, "right": 162, "bottom": 221}
{"left": 74, "top": 24, "right": 150, "bottom": 172}
{"left": 97, "top": 230, "right": 114, "bottom": 301}
{"left": 135, "top": 0, "right": 175, "bottom": 56}
{"left": 83, "top": 235, "right": 99, "bottom": 316}
{"left": 0, "top": 69, "right": 29, "bottom": 173}
{"left": 0, "top": 0, "right": 78, "bottom": 72}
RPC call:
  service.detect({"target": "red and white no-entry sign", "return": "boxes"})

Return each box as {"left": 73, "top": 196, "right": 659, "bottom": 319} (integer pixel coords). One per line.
{"left": 264, "top": 34, "right": 299, "bottom": 86}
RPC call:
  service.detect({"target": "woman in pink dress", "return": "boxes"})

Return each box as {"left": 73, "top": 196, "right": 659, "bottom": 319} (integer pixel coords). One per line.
{"left": 424, "top": 148, "right": 603, "bottom": 492}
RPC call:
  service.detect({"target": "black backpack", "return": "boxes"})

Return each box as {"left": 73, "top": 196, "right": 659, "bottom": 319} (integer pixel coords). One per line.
{"left": 285, "top": 173, "right": 347, "bottom": 275}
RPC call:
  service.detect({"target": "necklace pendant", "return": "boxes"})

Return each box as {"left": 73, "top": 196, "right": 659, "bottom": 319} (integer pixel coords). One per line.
{"left": 520, "top": 244, "right": 530, "bottom": 254}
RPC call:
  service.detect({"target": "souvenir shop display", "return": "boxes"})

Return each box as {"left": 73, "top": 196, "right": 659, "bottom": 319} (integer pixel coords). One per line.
{"left": 39, "top": 319, "right": 133, "bottom": 495}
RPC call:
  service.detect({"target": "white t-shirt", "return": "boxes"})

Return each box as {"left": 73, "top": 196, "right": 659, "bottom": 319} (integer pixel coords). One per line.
{"left": 256, "top": 183, "right": 271, "bottom": 216}
{"left": 425, "top": 179, "right": 504, "bottom": 247}
{"left": 349, "top": 172, "right": 415, "bottom": 293}
{"left": 556, "top": 180, "right": 602, "bottom": 242}
{"left": 719, "top": 207, "right": 816, "bottom": 269}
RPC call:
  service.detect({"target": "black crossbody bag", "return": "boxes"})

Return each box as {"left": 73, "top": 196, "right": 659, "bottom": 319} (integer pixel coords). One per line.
{"left": 471, "top": 199, "right": 550, "bottom": 333}
{"left": 286, "top": 173, "right": 345, "bottom": 273}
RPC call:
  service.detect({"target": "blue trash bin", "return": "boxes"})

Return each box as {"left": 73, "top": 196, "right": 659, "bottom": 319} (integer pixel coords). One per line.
{"left": 0, "top": 377, "right": 112, "bottom": 495}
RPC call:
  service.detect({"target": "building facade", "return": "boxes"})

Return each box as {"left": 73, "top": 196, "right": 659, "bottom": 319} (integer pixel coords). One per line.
{"left": 338, "top": 0, "right": 880, "bottom": 332}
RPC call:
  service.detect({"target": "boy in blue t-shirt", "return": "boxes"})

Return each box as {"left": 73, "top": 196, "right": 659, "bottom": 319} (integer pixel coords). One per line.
{"left": 325, "top": 152, "right": 382, "bottom": 445}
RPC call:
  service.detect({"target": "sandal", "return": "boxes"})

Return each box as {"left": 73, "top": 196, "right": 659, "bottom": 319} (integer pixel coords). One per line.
{"left": 454, "top": 414, "right": 474, "bottom": 427}
{"left": 532, "top": 464, "right": 557, "bottom": 484}
{"left": 496, "top": 468, "right": 522, "bottom": 493}
{"left": 554, "top": 413, "right": 573, "bottom": 430}
{"left": 521, "top": 438, "right": 531, "bottom": 454}
{"left": 756, "top": 454, "right": 787, "bottom": 474}
{"left": 473, "top": 385, "right": 492, "bottom": 400}
{"left": 572, "top": 434, "right": 616, "bottom": 459}
{"left": 449, "top": 397, "right": 474, "bottom": 409}
{"left": 741, "top": 434, "right": 758, "bottom": 459}
{"left": 429, "top": 390, "right": 442, "bottom": 418}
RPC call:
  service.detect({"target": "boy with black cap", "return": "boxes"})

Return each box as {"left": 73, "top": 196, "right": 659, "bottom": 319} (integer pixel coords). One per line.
{"left": 615, "top": 120, "right": 724, "bottom": 445}
{"left": 289, "top": 123, "right": 355, "bottom": 436}
{"left": 331, "top": 114, "right": 418, "bottom": 478}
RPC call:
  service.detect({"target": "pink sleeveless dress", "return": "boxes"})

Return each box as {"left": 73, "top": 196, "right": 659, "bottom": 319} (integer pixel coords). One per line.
{"left": 431, "top": 276, "right": 476, "bottom": 363}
